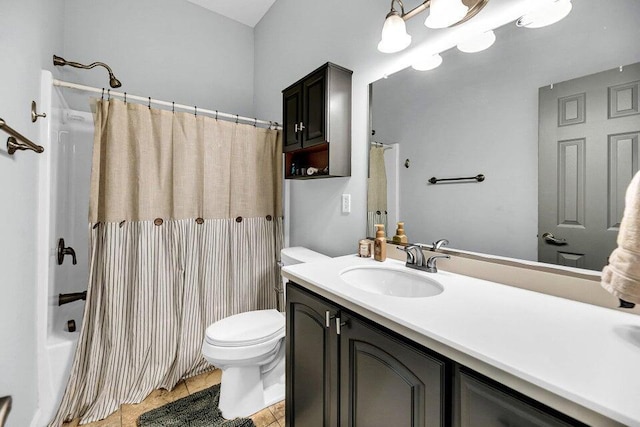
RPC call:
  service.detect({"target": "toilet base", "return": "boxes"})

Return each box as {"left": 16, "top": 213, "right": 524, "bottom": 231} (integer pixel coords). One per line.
{"left": 218, "top": 353, "right": 285, "bottom": 419}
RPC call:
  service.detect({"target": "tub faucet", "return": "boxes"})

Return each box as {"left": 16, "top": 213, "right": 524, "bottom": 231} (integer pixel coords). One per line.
{"left": 432, "top": 239, "right": 449, "bottom": 251}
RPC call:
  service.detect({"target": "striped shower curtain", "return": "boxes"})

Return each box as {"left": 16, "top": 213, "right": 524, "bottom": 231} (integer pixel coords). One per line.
{"left": 50, "top": 99, "right": 283, "bottom": 425}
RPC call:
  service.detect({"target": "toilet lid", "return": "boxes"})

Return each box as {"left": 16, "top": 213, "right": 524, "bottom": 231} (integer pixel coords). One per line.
{"left": 205, "top": 309, "right": 285, "bottom": 347}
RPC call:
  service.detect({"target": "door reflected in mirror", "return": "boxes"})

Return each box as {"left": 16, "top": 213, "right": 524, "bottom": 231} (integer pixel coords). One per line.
{"left": 369, "top": 0, "right": 640, "bottom": 272}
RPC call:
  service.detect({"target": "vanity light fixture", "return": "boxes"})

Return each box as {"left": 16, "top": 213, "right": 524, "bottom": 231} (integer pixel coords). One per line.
{"left": 516, "top": 0, "right": 572, "bottom": 29}
{"left": 411, "top": 53, "right": 443, "bottom": 71}
{"left": 457, "top": 30, "right": 496, "bottom": 53}
{"left": 378, "top": 0, "right": 490, "bottom": 54}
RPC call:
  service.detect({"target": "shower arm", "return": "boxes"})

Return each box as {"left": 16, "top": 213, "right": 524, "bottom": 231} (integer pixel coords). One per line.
{"left": 53, "top": 55, "right": 122, "bottom": 88}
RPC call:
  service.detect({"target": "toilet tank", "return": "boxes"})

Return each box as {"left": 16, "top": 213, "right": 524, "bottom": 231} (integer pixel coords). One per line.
{"left": 280, "top": 247, "right": 330, "bottom": 266}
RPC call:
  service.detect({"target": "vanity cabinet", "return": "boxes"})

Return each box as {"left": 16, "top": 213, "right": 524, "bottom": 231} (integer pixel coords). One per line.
{"left": 286, "top": 283, "right": 447, "bottom": 427}
{"left": 282, "top": 62, "right": 352, "bottom": 179}
{"left": 287, "top": 283, "right": 589, "bottom": 427}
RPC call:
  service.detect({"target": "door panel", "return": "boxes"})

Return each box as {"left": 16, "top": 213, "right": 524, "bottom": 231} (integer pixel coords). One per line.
{"left": 286, "top": 284, "right": 338, "bottom": 427}
{"left": 339, "top": 315, "right": 445, "bottom": 427}
{"left": 538, "top": 62, "right": 640, "bottom": 270}
{"left": 283, "top": 85, "right": 302, "bottom": 152}
{"left": 303, "top": 70, "right": 326, "bottom": 146}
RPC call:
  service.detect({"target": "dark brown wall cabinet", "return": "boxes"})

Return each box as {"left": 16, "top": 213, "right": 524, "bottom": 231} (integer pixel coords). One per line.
{"left": 287, "top": 283, "right": 588, "bottom": 427}
{"left": 286, "top": 283, "right": 447, "bottom": 427}
{"left": 282, "top": 63, "right": 352, "bottom": 179}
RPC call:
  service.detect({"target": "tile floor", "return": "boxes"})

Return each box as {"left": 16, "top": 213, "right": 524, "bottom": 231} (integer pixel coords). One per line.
{"left": 62, "top": 369, "right": 284, "bottom": 427}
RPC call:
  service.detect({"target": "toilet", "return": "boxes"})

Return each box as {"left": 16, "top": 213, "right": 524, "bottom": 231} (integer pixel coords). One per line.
{"left": 202, "top": 246, "right": 330, "bottom": 419}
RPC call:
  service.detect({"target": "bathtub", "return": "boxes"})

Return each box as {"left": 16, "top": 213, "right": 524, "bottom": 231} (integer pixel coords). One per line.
{"left": 35, "top": 70, "right": 94, "bottom": 426}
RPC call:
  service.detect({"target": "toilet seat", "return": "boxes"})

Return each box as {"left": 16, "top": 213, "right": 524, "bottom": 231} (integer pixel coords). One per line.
{"left": 205, "top": 309, "right": 285, "bottom": 347}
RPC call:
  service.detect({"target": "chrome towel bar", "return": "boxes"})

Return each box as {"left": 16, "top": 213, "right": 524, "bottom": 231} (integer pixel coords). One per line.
{"left": 0, "top": 118, "right": 44, "bottom": 155}
{"left": 428, "top": 174, "right": 485, "bottom": 184}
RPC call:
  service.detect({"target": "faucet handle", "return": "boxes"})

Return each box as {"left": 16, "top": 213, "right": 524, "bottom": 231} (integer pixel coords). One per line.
{"left": 425, "top": 254, "right": 450, "bottom": 273}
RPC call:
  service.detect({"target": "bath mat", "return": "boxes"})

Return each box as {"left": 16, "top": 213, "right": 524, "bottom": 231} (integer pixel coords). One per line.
{"left": 137, "top": 383, "right": 256, "bottom": 427}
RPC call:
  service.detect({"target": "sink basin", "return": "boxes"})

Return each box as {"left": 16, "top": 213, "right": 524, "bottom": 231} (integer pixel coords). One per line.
{"left": 339, "top": 265, "right": 444, "bottom": 298}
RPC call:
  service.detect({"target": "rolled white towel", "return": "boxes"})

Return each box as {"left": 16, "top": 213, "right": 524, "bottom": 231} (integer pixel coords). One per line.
{"left": 602, "top": 171, "right": 640, "bottom": 304}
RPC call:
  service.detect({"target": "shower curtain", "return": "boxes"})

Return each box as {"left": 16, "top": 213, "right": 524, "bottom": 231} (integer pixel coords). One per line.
{"left": 367, "top": 146, "right": 388, "bottom": 237}
{"left": 50, "top": 99, "right": 283, "bottom": 425}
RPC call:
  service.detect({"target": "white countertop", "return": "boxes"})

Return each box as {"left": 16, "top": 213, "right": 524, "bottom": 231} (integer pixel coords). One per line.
{"left": 282, "top": 255, "right": 640, "bottom": 427}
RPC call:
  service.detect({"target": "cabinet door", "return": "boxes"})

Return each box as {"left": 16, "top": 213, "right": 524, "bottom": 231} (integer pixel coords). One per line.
{"left": 456, "top": 368, "right": 584, "bottom": 427}
{"left": 339, "top": 314, "right": 447, "bottom": 427}
{"left": 283, "top": 84, "right": 302, "bottom": 152}
{"left": 302, "top": 69, "right": 326, "bottom": 147}
{"left": 286, "top": 283, "right": 339, "bottom": 427}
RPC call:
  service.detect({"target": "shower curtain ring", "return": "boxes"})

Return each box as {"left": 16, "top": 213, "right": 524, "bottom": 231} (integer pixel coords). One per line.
{"left": 101, "top": 88, "right": 104, "bottom": 100}
{"left": 107, "top": 89, "right": 111, "bottom": 100}
{"left": 124, "top": 92, "right": 127, "bottom": 104}
{"left": 235, "top": 114, "right": 239, "bottom": 124}
{"left": 194, "top": 106, "right": 197, "bottom": 116}
{"left": 215, "top": 110, "right": 218, "bottom": 120}
{"left": 148, "top": 97, "right": 151, "bottom": 109}
{"left": 172, "top": 102, "right": 175, "bottom": 114}
{"left": 254, "top": 118, "right": 257, "bottom": 127}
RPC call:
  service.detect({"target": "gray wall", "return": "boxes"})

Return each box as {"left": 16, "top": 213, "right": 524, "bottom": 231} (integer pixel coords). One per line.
{"left": 371, "top": 0, "right": 640, "bottom": 260}
{"left": 62, "top": 0, "right": 255, "bottom": 117}
{"left": 253, "top": 0, "right": 530, "bottom": 257}
{"left": 0, "top": 1, "right": 64, "bottom": 425}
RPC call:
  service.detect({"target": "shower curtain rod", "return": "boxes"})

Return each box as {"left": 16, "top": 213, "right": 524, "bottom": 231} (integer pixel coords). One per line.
{"left": 52, "top": 79, "right": 283, "bottom": 130}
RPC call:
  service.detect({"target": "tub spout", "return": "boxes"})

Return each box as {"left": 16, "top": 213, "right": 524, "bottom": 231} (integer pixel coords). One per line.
{"left": 59, "top": 291, "right": 87, "bottom": 306}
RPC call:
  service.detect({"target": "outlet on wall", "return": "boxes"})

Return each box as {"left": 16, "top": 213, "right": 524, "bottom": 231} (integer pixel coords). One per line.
{"left": 341, "top": 194, "right": 351, "bottom": 213}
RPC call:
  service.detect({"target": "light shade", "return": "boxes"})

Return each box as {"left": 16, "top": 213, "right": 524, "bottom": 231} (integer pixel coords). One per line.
{"left": 425, "top": 0, "right": 469, "bottom": 29}
{"left": 412, "top": 53, "right": 443, "bottom": 71}
{"left": 516, "top": 0, "right": 572, "bottom": 29}
{"left": 378, "top": 12, "right": 412, "bottom": 53}
{"left": 457, "top": 30, "right": 496, "bottom": 53}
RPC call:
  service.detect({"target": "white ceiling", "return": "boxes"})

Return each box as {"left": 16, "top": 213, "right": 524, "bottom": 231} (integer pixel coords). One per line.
{"left": 187, "top": 0, "right": 276, "bottom": 27}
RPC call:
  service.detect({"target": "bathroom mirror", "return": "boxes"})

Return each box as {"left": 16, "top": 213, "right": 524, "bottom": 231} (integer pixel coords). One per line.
{"left": 368, "top": 0, "right": 640, "bottom": 272}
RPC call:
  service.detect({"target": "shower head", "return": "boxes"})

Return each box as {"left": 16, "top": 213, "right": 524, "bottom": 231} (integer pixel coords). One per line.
{"left": 53, "top": 54, "right": 122, "bottom": 88}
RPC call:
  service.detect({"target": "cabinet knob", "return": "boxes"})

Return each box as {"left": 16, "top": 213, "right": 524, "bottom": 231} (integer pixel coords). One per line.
{"left": 336, "top": 317, "right": 349, "bottom": 335}
{"left": 325, "top": 310, "right": 336, "bottom": 328}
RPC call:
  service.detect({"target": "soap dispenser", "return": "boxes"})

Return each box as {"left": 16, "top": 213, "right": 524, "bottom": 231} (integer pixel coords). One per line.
{"left": 392, "top": 222, "right": 408, "bottom": 244}
{"left": 374, "top": 224, "right": 387, "bottom": 262}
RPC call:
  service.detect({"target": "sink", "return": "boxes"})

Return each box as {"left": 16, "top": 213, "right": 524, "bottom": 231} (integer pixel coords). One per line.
{"left": 339, "top": 265, "right": 444, "bottom": 298}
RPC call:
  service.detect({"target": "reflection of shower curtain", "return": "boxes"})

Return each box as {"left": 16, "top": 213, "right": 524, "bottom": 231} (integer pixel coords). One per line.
{"left": 367, "top": 146, "right": 388, "bottom": 237}
{"left": 50, "top": 99, "right": 283, "bottom": 425}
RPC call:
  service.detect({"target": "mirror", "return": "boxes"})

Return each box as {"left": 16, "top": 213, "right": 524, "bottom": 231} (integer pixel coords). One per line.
{"left": 368, "top": 0, "right": 640, "bottom": 271}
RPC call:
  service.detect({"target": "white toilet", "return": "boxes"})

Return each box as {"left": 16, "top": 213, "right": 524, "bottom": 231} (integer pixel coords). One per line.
{"left": 202, "top": 246, "right": 329, "bottom": 419}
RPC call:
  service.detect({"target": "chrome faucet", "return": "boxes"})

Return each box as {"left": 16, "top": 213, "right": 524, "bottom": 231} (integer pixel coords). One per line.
{"left": 398, "top": 245, "right": 449, "bottom": 273}
{"left": 431, "top": 239, "right": 449, "bottom": 251}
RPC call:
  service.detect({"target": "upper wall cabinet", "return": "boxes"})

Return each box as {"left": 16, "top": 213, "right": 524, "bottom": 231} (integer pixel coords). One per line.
{"left": 282, "top": 62, "right": 352, "bottom": 179}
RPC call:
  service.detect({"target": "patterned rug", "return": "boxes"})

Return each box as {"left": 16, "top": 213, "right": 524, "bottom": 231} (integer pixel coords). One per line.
{"left": 137, "top": 383, "right": 255, "bottom": 427}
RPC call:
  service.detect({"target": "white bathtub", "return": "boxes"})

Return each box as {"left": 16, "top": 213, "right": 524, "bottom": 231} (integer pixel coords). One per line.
{"left": 35, "top": 70, "right": 94, "bottom": 426}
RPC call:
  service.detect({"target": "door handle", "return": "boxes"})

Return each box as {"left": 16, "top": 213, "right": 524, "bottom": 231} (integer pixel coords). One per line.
{"left": 294, "top": 123, "right": 298, "bottom": 133}
{"left": 336, "top": 317, "right": 349, "bottom": 335}
{"left": 325, "top": 310, "right": 336, "bottom": 328}
{"left": 542, "top": 232, "right": 568, "bottom": 246}
{"left": 298, "top": 121, "right": 305, "bottom": 131}
{"left": 57, "top": 238, "right": 77, "bottom": 265}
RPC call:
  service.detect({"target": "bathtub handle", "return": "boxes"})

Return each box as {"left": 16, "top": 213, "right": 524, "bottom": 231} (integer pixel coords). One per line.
{"left": 57, "top": 238, "right": 77, "bottom": 265}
